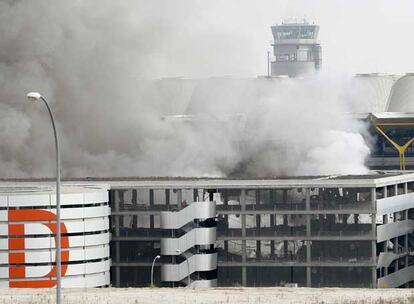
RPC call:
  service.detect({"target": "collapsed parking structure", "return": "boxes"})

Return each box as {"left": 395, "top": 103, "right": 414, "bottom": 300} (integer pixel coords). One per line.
{"left": 106, "top": 173, "right": 414, "bottom": 288}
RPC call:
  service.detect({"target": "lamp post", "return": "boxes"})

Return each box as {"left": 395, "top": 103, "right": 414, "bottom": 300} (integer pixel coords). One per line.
{"left": 151, "top": 255, "right": 161, "bottom": 287}
{"left": 27, "top": 92, "right": 61, "bottom": 304}
{"left": 176, "top": 249, "right": 191, "bottom": 286}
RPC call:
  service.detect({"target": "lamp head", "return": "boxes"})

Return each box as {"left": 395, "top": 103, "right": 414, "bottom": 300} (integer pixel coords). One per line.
{"left": 156, "top": 255, "right": 161, "bottom": 258}
{"left": 26, "top": 92, "right": 42, "bottom": 102}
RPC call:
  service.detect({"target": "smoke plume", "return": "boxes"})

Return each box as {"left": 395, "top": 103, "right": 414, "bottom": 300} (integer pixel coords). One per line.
{"left": 0, "top": 1, "right": 370, "bottom": 178}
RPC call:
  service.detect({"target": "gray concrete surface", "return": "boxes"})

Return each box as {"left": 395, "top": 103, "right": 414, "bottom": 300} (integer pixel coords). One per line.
{"left": 0, "top": 287, "right": 413, "bottom": 304}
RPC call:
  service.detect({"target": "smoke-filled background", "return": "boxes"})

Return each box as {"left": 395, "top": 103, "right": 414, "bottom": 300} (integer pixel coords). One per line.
{"left": 0, "top": 0, "right": 413, "bottom": 178}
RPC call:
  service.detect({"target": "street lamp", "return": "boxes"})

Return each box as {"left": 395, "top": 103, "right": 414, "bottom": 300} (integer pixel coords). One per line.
{"left": 176, "top": 249, "right": 191, "bottom": 286}
{"left": 151, "top": 255, "right": 161, "bottom": 287}
{"left": 27, "top": 92, "right": 62, "bottom": 304}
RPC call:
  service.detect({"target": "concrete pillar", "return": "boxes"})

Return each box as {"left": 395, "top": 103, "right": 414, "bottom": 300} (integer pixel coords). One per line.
{"left": 405, "top": 209, "right": 409, "bottom": 269}
{"left": 382, "top": 186, "right": 389, "bottom": 276}
{"left": 113, "top": 190, "right": 121, "bottom": 287}
{"left": 354, "top": 214, "right": 359, "bottom": 225}
{"left": 209, "top": 190, "right": 214, "bottom": 202}
{"left": 132, "top": 189, "right": 137, "bottom": 228}
{"left": 270, "top": 189, "right": 276, "bottom": 259}
{"left": 165, "top": 189, "right": 170, "bottom": 206}
{"left": 242, "top": 243, "right": 247, "bottom": 285}
{"left": 118, "top": 190, "right": 126, "bottom": 227}
{"left": 255, "top": 190, "right": 261, "bottom": 259}
{"left": 150, "top": 189, "right": 154, "bottom": 228}
{"left": 177, "top": 189, "right": 182, "bottom": 210}
{"left": 371, "top": 187, "right": 377, "bottom": 288}
{"left": 115, "top": 246, "right": 121, "bottom": 286}
{"left": 383, "top": 215, "right": 388, "bottom": 254}
{"left": 270, "top": 211, "right": 275, "bottom": 258}
{"left": 393, "top": 212, "right": 399, "bottom": 261}
{"left": 283, "top": 188, "right": 289, "bottom": 256}
{"left": 283, "top": 213, "right": 288, "bottom": 257}
{"left": 193, "top": 189, "right": 198, "bottom": 202}
{"left": 223, "top": 189, "right": 229, "bottom": 236}
{"left": 223, "top": 189, "right": 228, "bottom": 206}
{"left": 241, "top": 189, "right": 247, "bottom": 286}
{"left": 305, "top": 188, "right": 312, "bottom": 287}
{"left": 270, "top": 239, "right": 275, "bottom": 258}
{"left": 256, "top": 241, "right": 261, "bottom": 259}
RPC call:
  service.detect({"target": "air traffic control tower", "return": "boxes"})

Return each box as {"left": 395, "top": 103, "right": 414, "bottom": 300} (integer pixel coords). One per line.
{"left": 270, "top": 19, "right": 322, "bottom": 77}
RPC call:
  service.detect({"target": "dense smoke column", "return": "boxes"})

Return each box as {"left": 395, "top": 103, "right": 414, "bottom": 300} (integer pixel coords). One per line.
{"left": 0, "top": 1, "right": 369, "bottom": 178}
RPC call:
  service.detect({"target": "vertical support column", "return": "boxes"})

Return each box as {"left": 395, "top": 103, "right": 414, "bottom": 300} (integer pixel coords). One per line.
{"left": 283, "top": 190, "right": 288, "bottom": 258}
{"left": 393, "top": 210, "right": 399, "bottom": 271}
{"left": 405, "top": 209, "right": 409, "bottom": 271}
{"left": 241, "top": 189, "right": 247, "bottom": 286}
{"left": 193, "top": 189, "right": 198, "bottom": 202}
{"left": 224, "top": 240, "right": 229, "bottom": 259}
{"left": 223, "top": 189, "right": 229, "bottom": 260}
{"left": 149, "top": 189, "right": 155, "bottom": 287}
{"left": 404, "top": 207, "right": 409, "bottom": 287}
{"left": 113, "top": 190, "right": 121, "bottom": 287}
{"left": 383, "top": 186, "right": 388, "bottom": 257}
{"left": 165, "top": 189, "right": 170, "bottom": 207}
{"left": 150, "top": 189, "right": 154, "bottom": 228}
{"left": 118, "top": 190, "right": 126, "bottom": 227}
{"left": 383, "top": 211, "right": 389, "bottom": 276}
{"left": 132, "top": 189, "right": 138, "bottom": 228}
{"left": 305, "top": 188, "right": 312, "bottom": 287}
{"left": 270, "top": 212, "right": 275, "bottom": 258}
{"left": 256, "top": 190, "right": 261, "bottom": 260}
{"left": 177, "top": 189, "right": 182, "bottom": 210}
{"left": 270, "top": 189, "right": 275, "bottom": 259}
{"left": 223, "top": 189, "right": 228, "bottom": 206}
{"left": 353, "top": 214, "right": 359, "bottom": 225}
{"left": 371, "top": 187, "right": 377, "bottom": 288}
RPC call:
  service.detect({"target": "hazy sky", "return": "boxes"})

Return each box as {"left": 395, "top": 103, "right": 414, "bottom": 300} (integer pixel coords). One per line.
{"left": 0, "top": 0, "right": 409, "bottom": 177}
{"left": 132, "top": 0, "right": 414, "bottom": 77}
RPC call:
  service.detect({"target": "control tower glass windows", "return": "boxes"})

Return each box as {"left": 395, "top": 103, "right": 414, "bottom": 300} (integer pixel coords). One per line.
{"left": 299, "top": 27, "right": 316, "bottom": 39}
{"left": 273, "top": 26, "right": 316, "bottom": 40}
{"left": 275, "top": 27, "right": 300, "bottom": 40}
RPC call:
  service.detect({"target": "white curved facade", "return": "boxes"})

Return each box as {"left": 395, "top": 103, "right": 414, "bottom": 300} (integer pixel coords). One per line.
{"left": 387, "top": 74, "right": 414, "bottom": 112}
{"left": 350, "top": 74, "right": 398, "bottom": 113}
{"left": 0, "top": 185, "right": 110, "bottom": 288}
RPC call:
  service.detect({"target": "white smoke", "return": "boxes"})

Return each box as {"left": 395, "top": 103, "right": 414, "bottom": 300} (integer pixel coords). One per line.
{"left": 0, "top": 1, "right": 371, "bottom": 178}
{"left": 297, "top": 130, "right": 369, "bottom": 175}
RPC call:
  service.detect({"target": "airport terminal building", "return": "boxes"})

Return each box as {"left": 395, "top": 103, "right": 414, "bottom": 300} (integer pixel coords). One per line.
{"left": 3, "top": 21, "right": 414, "bottom": 290}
